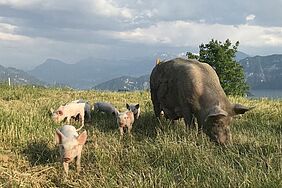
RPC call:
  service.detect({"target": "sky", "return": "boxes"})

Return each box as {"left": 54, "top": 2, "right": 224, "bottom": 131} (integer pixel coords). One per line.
{"left": 0, "top": 0, "right": 282, "bottom": 70}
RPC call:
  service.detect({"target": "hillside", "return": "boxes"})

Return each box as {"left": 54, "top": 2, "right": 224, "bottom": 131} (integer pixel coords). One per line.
{"left": 95, "top": 54, "right": 282, "bottom": 91}
{"left": 0, "top": 64, "right": 45, "bottom": 86}
{"left": 28, "top": 51, "right": 249, "bottom": 90}
{"left": 29, "top": 52, "right": 248, "bottom": 90}
{"left": 0, "top": 85, "right": 280, "bottom": 187}
{"left": 29, "top": 57, "right": 155, "bottom": 89}
{"left": 26, "top": 52, "right": 281, "bottom": 90}
{"left": 94, "top": 75, "right": 150, "bottom": 91}
{"left": 235, "top": 51, "right": 250, "bottom": 61}
{"left": 239, "top": 54, "right": 282, "bottom": 89}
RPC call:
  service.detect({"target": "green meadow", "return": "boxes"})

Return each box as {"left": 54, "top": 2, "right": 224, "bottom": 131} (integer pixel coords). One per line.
{"left": 0, "top": 84, "right": 281, "bottom": 187}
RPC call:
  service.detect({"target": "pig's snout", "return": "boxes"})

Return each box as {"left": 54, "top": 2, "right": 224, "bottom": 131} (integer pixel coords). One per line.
{"left": 63, "top": 157, "right": 71, "bottom": 162}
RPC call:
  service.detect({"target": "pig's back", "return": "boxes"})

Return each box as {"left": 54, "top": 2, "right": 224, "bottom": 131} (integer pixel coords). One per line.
{"left": 96, "top": 102, "right": 115, "bottom": 112}
{"left": 60, "top": 125, "right": 78, "bottom": 138}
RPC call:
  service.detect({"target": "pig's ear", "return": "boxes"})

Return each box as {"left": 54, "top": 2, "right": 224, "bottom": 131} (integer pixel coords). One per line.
{"left": 113, "top": 110, "right": 119, "bottom": 117}
{"left": 233, "top": 104, "right": 254, "bottom": 115}
{"left": 55, "top": 129, "right": 65, "bottom": 144}
{"left": 49, "top": 108, "right": 54, "bottom": 116}
{"left": 50, "top": 108, "right": 54, "bottom": 114}
{"left": 135, "top": 104, "right": 140, "bottom": 109}
{"left": 205, "top": 106, "right": 228, "bottom": 122}
{"left": 126, "top": 103, "right": 130, "bottom": 109}
{"left": 77, "top": 130, "right": 87, "bottom": 145}
{"left": 112, "top": 111, "right": 118, "bottom": 116}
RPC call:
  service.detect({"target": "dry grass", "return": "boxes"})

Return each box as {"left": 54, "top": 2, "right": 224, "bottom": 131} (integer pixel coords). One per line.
{"left": 0, "top": 84, "right": 281, "bottom": 187}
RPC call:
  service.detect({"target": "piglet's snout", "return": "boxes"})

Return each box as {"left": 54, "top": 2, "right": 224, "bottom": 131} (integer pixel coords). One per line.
{"left": 63, "top": 157, "right": 71, "bottom": 162}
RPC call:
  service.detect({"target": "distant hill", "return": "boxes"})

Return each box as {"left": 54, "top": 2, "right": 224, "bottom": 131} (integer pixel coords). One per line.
{"left": 29, "top": 51, "right": 247, "bottom": 89}
{"left": 29, "top": 57, "right": 155, "bottom": 89}
{"left": 95, "top": 54, "right": 282, "bottom": 91}
{"left": 0, "top": 64, "right": 45, "bottom": 86}
{"left": 235, "top": 51, "right": 250, "bottom": 61}
{"left": 239, "top": 54, "right": 282, "bottom": 89}
{"left": 28, "top": 51, "right": 282, "bottom": 91}
{"left": 94, "top": 75, "right": 150, "bottom": 91}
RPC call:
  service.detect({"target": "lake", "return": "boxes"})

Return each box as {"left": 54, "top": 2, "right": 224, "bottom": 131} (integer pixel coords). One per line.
{"left": 249, "top": 89, "right": 282, "bottom": 99}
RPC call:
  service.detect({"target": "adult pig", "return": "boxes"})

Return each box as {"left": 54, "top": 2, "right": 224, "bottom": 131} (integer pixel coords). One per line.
{"left": 150, "top": 58, "right": 252, "bottom": 144}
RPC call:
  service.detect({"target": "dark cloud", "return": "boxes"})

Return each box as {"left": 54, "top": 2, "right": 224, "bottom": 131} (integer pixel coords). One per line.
{"left": 1, "top": 0, "right": 281, "bottom": 41}
{"left": 142, "top": 0, "right": 282, "bottom": 26}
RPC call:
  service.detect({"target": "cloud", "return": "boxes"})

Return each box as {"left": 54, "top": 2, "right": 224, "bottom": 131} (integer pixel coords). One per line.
{"left": 0, "top": 32, "right": 28, "bottom": 41}
{"left": 112, "top": 20, "right": 282, "bottom": 47}
{"left": 91, "top": 0, "right": 134, "bottom": 19}
{"left": 246, "top": 14, "right": 256, "bottom": 21}
{"left": 0, "top": 22, "right": 29, "bottom": 41}
{"left": 0, "top": 22, "right": 16, "bottom": 33}
{"left": 0, "top": 0, "right": 282, "bottom": 69}
{"left": 245, "top": 14, "right": 256, "bottom": 25}
{"left": 0, "top": 0, "right": 40, "bottom": 7}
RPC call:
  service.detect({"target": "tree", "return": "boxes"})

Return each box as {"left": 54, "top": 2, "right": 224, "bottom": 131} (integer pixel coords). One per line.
{"left": 187, "top": 39, "right": 249, "bottom": 96}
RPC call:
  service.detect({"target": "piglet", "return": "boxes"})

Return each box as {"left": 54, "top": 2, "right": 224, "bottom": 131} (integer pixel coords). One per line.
{"left": 93, "top": 102, "right": 119, "bottom": 116}
{"left": 51, "top": 102, "right": 86, "bottom": 129}
{"left": 55, "top": 125, "right": 87, "bottom": 176}
{"left": 126, "top": 103, "right": 141, "bottom": 119}
{"left": 116, "top": 111, "right": 134, "bottom": 139}
{"left": 69, "top": 99, "right": 92, "bottom": 122}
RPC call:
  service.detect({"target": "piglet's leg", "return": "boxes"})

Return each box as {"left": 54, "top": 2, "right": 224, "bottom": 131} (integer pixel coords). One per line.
{"left": 127, "top": 124, "right": 133, "bottom": 137}
{"left": 63, "top": 162, "right": 69, "bottom": 176}
{"left": 119, "top": 127, "right": 124, "bottom": 140}
{"left": 66, "top": 117, "right": 71, "bottom": 124}
{"left": 76, "top": 154, "right": 81, "bottom": 173}
{"left": 81, "top": 111, "right": 85, "bottom": 126}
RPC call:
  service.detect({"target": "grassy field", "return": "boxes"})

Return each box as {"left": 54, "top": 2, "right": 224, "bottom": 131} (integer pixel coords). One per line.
{"left": 0, "top": 84, "right": 281, "bottom": 187}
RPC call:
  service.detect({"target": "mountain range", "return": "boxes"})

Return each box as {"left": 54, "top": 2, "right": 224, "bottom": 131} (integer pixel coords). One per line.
{"left": 240, "top": 54, "right": 282, "bottom": 89}
{"left": 94, "top": 75, "right": 150, "bottom": 91}
{"left": 28, "top": 57, "right": 155, "bottom": 89}
{"left": 94, "top": 53, "right": 282, "bottom": 91}
{"left": 27, "top": 51, "right": 249, "bottom": 89}
{"left": 0, "top": 65, "right": 44, "bottom": 86}
{"left": 1, "top": 52, "right": 281, "bottom": 91}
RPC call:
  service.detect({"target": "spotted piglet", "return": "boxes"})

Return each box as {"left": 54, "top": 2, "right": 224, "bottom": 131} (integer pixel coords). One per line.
{"left": 116, "top": 111, "right": 134, "bottom": 139}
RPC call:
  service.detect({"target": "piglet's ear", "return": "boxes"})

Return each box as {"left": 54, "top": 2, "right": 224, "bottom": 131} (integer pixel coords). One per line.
{"left": 135, "top": 104, "right": 140, "bottom": 109}
{"left": 114, "top": 109, "right": 120, "bottom": 117}
{"left": 50, "top": 108, "right": 54, "bottom": 114}
{"left": 77, "top": 130, "right": 87, "bottom": 145}
{"left": 113, "top": 110, "right": 119, "bottom": 117}
{"left": 55, "top": 129, "right": 65, "bottom": 145}
{"left": 126, "top": 103, "right": 130, "bottom": 109}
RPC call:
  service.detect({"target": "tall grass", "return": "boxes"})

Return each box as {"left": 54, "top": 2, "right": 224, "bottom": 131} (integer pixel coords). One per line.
{"left": 0, "top": 84, "right": 281, "bottom": 187}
